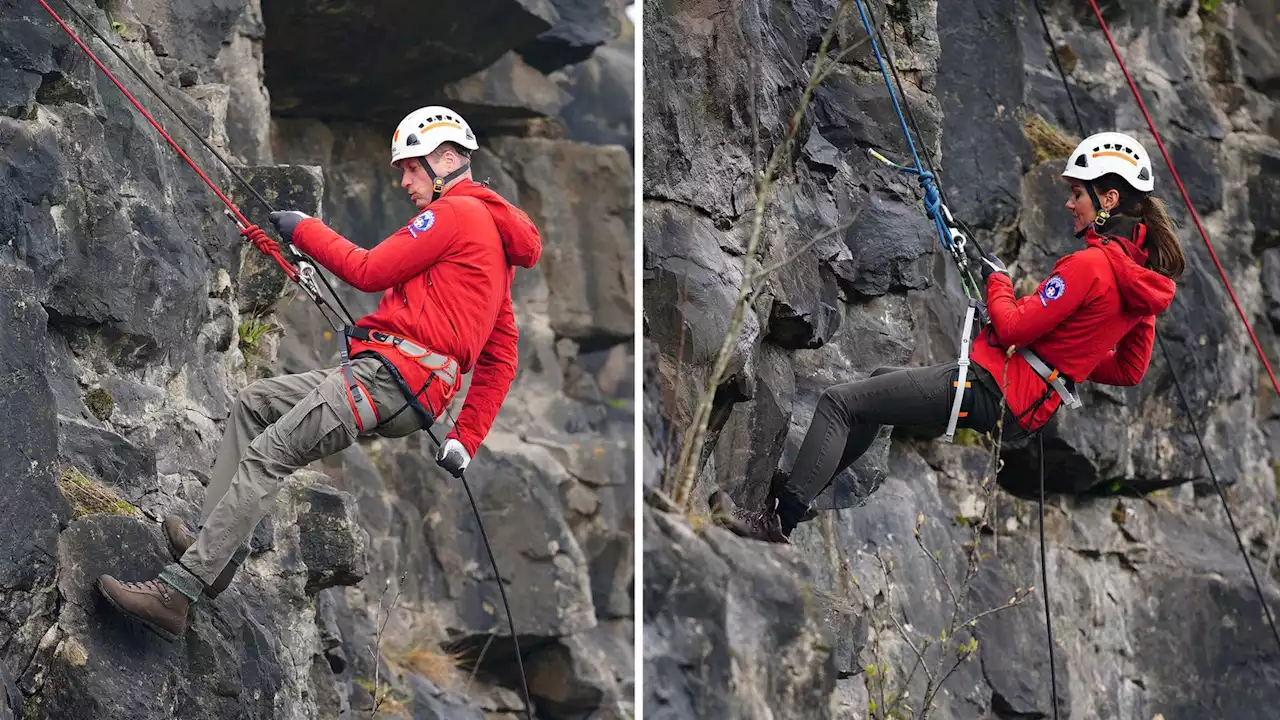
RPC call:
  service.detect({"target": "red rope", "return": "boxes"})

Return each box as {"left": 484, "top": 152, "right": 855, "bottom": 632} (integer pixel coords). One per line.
{"left": 34, "top": 0, "right": 300, "bottom": 282}
{"left": 1088, "top": 0, "right": 1280, "bottom": 399}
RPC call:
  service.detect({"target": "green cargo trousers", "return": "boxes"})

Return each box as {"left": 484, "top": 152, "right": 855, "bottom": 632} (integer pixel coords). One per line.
{"left": 159, "top": 355, "right": 425, "bottom": 600}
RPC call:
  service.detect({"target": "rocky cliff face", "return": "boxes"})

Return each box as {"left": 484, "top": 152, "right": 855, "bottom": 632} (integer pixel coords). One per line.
{"left": 643, "top": 0, "right": 1280, "bottom": 717}
{"left": 1, "top": 0, "right": 633, "bottom": 717}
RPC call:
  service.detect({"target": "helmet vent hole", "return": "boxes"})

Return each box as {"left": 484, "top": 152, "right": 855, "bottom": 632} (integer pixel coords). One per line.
{"left": 1138, "top": 168, "right": 1150, "bottom": 181}
{"left": 405, "top": 134, "right": 420, "bottom": 146}
{"left": 1075, "top": 155, "right": 1089, "bottom": 167}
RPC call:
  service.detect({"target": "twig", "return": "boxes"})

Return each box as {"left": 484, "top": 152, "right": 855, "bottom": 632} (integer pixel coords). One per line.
{"left": 370, "top": 571, "right": 408, "bottom": 715}
{"left": 913, "top": 514, "right": 960, "bottom": 611}
{"left": 464, "top": 632, "right": 497, "bottom": 698}
{"left": 874, "top": 551, "right": 935, "bottom": 689}
{"left": 748, "top": 215, "right": 860, "bottom": 284}
{"left": 960, "top": 590, "right": 1032, "bottom": 629}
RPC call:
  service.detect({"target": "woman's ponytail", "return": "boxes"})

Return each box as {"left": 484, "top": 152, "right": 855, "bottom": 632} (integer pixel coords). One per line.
{"left": 1093, "top": 173, "right": 1187, "bottom": 280}
{"left": 1139, "top": 195, "right": 1186, "bottom": 279}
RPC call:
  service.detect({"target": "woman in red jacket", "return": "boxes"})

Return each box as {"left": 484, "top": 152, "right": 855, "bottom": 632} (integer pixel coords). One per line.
{"left": 716, "top": 131, "right": 1186, "bottom": 543}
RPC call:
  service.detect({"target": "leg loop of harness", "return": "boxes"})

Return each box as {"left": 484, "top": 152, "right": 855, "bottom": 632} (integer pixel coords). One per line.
{"left": 944, "top": 301, "right": 979, "bottom": 442}
{"left": 339, "top": 330, "right": 381, "bottom": 433}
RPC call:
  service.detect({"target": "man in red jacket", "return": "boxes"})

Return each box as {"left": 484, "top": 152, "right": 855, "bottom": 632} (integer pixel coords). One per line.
{"left": 97, "top": 105, "right": 541, "bottom": 641}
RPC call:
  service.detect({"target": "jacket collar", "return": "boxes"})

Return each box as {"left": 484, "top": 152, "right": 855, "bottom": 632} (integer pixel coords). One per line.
{"left": 1086, "top": 215, "right": 1148, "bottom": 266}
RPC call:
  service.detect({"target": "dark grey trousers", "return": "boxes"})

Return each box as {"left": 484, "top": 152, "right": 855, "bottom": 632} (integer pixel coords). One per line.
{"left": 780, "top": 362, "right": 1003, "bottom": 523}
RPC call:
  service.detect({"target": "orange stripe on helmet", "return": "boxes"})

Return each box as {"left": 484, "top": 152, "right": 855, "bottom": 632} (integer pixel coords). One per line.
{"left": 1090, "top": 150, "right": 1138, "bottom": 166}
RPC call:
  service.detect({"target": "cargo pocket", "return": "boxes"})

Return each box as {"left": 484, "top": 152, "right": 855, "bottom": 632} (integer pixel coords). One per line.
{"left": 274, "top": 373, "right": 359, "bottom": 464}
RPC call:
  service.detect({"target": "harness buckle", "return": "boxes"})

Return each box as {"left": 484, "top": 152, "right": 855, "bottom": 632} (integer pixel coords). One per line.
{"left": 1018, "top": 347, "right": 1082, "bottom": 410}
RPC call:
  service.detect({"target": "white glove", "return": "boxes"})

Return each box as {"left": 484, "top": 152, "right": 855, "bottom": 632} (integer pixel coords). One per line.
{"left": 436, "top": 438, "right": 471, "bottom": 478}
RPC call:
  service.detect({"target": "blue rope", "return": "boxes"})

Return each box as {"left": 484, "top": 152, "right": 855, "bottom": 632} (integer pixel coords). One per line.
{"left": 852, "top": 0, "right": 956, "bottom": 255}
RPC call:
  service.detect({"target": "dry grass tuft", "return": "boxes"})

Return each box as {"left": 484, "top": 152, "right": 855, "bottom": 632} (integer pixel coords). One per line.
{"left": 58, "top": 468, "right": 138, "bottom": 519}
{"left": 1023, "top": 113, "right": 1079, "bottom": 163}
{"left": 383, "top": 641, "right": 467, "bottom": 691}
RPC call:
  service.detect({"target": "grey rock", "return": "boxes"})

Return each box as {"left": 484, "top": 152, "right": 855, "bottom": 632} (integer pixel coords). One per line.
{"left": 261, "top": 0, "right": 557, "bottom": 126}
{"left": 489, "top": 137, "right": 634, "bottom": 348}
{"left": 282, "top": 478, "right": 370, "bottom": 595}
{"left": 1247, "top": 145, "right": 1280, "bottom": 251}
{"left": 56, "top": 417, "right": 158, "bottom": 505}
{"left": 643, "top": 507, "right": 837, "bottom": 719}
{"left": 225, "top": 164, "right": 325, "bottom": 316}
{"left": 518, "top": 0, "right": 625, "bottom": 74}
{"left": 6, "top": 0, "right": 631, "bottom": 715}
{"left": 124, "top": 0, "right": 249, "bottom": 66}
{"left": 643, "top": 0, "right": 1280, "bottom": 717}
{"left": 832, "top": 185, "right": 935, "bottom": 298}
{"left": 0, "top": 265, "right": 62, "bottom": 675}
{"left": 712, "top": 344, "right": 796, "bottom": 507}
{"left": 443, "top": 51, "right": 571, "bottom": 126}
{"left": 554, "top": 30, "right": 635, "bottom": 154}
{"left": 1234, "top": 0, "right": 1280, "bottom": 95}
{"left": 765, "top": 244, "right": 842, "bottom": 349}
{"left": 936, "top": 0, "right": 1028, "bottom": 229}
{"left": 0, "top": 661, "right": 16, "bottom": 720}
{"left": 405, "top": 673, "right": 485, "bottom": 719}
{"left": 526, "top": 624, "right": 632, "bottom": 716}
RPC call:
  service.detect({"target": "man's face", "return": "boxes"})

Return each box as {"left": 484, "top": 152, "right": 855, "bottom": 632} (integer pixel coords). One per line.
{"left": 398, "top": 157, "right": 438, "bottom": 210}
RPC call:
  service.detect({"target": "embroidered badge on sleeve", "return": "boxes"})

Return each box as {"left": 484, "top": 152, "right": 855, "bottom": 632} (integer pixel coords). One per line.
{"left": 1037, "top": 274, "right": 1066, "bottom": 307}
{"left": 407, "top": 209, "right": 436, "bottom": 238}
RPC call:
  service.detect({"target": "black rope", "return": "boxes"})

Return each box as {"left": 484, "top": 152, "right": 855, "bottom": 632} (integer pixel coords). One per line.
{"left": 1156, "top": 332, "right": 1280, "bottom": 651}
{"left": 1031, "top": 0, "right": 1087, "bottom": 138}
{"left": 1031, "top": 0, "right": 1280, "bottom": 660}
{"left": 422, "top": 426, "right": 534, "bottom": 720}
{"left": 57, "top": 0, "right": 357, "bottom": 328}
{"left": 1037, "top": 433, "right": 1060, "bottom": 720}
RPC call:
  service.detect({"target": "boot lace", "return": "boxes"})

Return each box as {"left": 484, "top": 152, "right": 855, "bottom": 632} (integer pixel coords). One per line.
{"left": 121, "top": 579, "right": 172, "bottom": 602}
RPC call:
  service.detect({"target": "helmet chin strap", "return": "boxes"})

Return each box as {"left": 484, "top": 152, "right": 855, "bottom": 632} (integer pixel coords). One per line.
{"left": 422, "top": 157, "right": 471, "bottom": 203}
{"left": 1076, "top": 181, "right": 1111, "bottom": 238}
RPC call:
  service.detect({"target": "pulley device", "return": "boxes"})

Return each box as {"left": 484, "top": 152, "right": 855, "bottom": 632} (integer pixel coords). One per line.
{"left": 35, "top": 1, "right": 535, "bottom": 716}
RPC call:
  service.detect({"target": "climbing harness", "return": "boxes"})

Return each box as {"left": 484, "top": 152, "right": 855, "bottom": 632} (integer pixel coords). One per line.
{"left": 36, "top": 2, "right": 535, "bottom": 715}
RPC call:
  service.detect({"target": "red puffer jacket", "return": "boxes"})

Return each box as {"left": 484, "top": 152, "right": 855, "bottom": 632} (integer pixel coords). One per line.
{"left": 970, "top": 219, "right": 1176, "bottom": 432}
{"left": 290, "top": 180, "right": 542, "bottom": 455}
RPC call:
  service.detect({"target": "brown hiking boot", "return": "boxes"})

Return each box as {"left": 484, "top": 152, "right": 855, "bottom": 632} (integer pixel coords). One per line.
{"left": 163, "top": 515, "right": 235, "bottom": 597}
{"left": 97, "top": 575, "right": 189, "bottom": 642}
{"left": 708, "top": 491, "right": 789, "bottom": 544}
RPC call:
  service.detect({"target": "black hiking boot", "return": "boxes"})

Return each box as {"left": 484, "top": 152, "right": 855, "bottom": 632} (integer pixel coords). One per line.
{"left": 163, "top": 515, "right": 236, "bottom": 598}
{"left": 97, "top": 574, "right": 189, "bottom": 642}
{"left": 708, "top": 491, "right": 789, "bottom": 544}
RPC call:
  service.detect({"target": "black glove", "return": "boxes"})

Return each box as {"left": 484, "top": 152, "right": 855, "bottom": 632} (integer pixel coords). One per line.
{"left": 963, "top": 242, "right": 1007, "bottom": 282}
{"left": 268, "top": 210, "right": 311, "bottom": 242}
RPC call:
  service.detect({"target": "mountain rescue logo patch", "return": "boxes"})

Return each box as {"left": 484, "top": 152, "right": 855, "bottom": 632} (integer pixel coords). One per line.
{"left": 407, "top": 209, "right": 435, "bottom": 238}
{"left": 1039, "top": 275, "right": 1066, "bottom": 307}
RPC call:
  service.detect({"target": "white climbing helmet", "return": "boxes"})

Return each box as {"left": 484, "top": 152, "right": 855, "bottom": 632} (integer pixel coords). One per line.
{"left": 389, "top": 105, "right": 478, "bottom": 167}
{"left": 1061, "top": 131, "right": 1154, "bottom": 193}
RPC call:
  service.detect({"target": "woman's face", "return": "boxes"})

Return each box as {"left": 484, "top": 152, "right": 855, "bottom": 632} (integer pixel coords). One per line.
{"left": 1065, "top": 181, "right": 1095, "bottom": 235}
